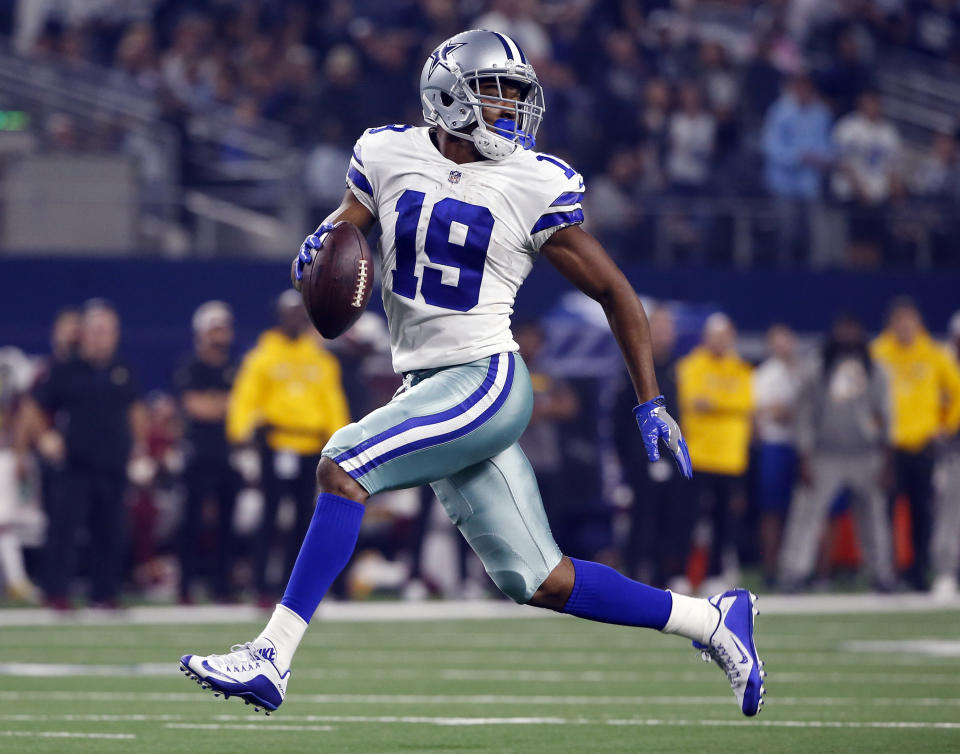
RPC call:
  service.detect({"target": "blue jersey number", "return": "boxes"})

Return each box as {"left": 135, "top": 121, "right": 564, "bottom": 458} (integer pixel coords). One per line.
{"left": 392, "top": 190, "right": 494, "bottom": 312}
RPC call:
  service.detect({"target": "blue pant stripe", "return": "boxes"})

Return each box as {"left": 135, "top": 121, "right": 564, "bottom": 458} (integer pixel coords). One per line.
{"left": 346, "top": 354, "right": 515, "bottom": 479}
{"left": 334, "top": 354, "right": 501, "bottom": 466}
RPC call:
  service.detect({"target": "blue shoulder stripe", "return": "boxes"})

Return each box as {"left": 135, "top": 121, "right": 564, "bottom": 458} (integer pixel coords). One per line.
{"left": 550, "top": 191, "right": 584, "bottom": 207}
{"left": 368, "top": 124, "right": 413, "bottom": 134}
{"left": 352, "top": 148, "right": 363, "bottom": 166}
{"left": 531, "top": 209, "right": 584, "bottom": 235}
{"left": 347, "top": 165, "right": 373, "bottom": 196}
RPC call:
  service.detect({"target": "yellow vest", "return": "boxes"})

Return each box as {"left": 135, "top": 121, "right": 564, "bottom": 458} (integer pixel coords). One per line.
{"left": 227, "top": 330, "right": 350, "bottom": 455}
{"left": 677, "top": 347, "right": 754, "bottom": 475}
{"left": 870, "top": 331, "right": 960, "bottom": 451}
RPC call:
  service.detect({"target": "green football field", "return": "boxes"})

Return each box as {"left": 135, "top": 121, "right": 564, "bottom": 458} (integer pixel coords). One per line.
{"left": 1, "top": 602, "right": 959, "bottom": 753}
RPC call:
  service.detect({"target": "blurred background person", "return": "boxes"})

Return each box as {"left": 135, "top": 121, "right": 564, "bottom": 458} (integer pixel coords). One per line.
{"left": 26, "top": 300, "right": 147, "bottom": 608}
{"left": 762, "top": 73, "right": 833, "bottom": 264}
{"left": 871, "top": 298, "right": 960, "bottom": 591}
{"left": 0, "top": 346, "right": 40, "bottom": 602}
{"left": 931, "top": 310, "right": 960, "bottom": 600}
{"left": 752, "top": 324, "right": 802, "bottom": 587}
{"left": 516, "top": 320, "right": 579, "bottom": 555}
{"left": 779, "top": 314, "right": 895, "bottom": 593}
{"left": 227, "top": 290, "right": 350, "bottom": 607}
{"left": 47, "top": 308, "right": 82, "bottom": 367}
{"left": 11, "top": 308, "right": 81, "bottom": 601}
{"left": 677, "top": 313, "right": 753, "bottom": 591}
{"left": 173, "top": 301, "right": 238, "bottom": 604}
{"left": 613, "top": 306, "right": 692, "bottom": 589}
{"left": 666, "top": 82, "right": 716, "bottom": 196}
{"left": 830, "top": 90, "right": 903, "bottom": 266}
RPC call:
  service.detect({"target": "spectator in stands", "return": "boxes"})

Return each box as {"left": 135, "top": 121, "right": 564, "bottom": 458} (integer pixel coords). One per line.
{"left": 818, "top": 29, "right": 873, "bottom": 116}
{"left": 871, "top": 297, "right": 960, "bottom": 591}
{"left": 762, "top": 73, "right": 833, "bottom": 262}
{"left": 779, "top": 314, "right": 895, "bottom": 592}
{"left": 740, "top": 37, "right": 783, "bottom": 128}
{"left": 584, "top": 145, "right": 650, "bottom": 256}
{"left": 666, "top": 82, "right": 716, "bottom": 195}
{"left": 317, "top": 44, "right": 372, "bottom": 140}
{"left": 753, "top": 324, "right": 802, "bottom": 586}
{"left": 640, "top": 77, "right": 672, "bottom": 156}
{"left": 700, "top": 41, "right": 739, "bottom": 116}
{"left": 28, "top": 300, "right": 147, "bottom": 608}
{"left": 914, "top": 131, "right": 960, "bottom": 202}
{"left": 473, "top": 0, "right": 551, "bottom": 64}
{"left": 173, "top": 302, "right": 239, "bottom": 604}
{"left": 831, "top": 91, "right": 903, "bottom": 266}
{"left": 600, "top": 30, "right": 649, "bottom": 146}
{"left": 515, "top": 320, "right": 579, "bottom": 554}
{"left": 931, "top": 310, "right": 960, "bottom": 600}
{"left": 677, "top": 313, "right": 753, "bottom": 590}
{"left": 227, "top": 290, "right": 350, "bottom": 607}
{"left": 613, "top": 306, "right": 692, "bottom": 589}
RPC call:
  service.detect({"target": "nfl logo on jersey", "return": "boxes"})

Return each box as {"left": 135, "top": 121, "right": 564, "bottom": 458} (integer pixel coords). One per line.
{"left": 447, "top": 170, "right": 462, "bottom": 184}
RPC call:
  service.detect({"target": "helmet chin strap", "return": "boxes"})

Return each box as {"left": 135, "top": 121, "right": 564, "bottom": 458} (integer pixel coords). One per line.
{"left": 471, "top": 117, "right": 535, "bottom": 161}
{"left": 472, "top": 127, "right": 518, "bottom": 160}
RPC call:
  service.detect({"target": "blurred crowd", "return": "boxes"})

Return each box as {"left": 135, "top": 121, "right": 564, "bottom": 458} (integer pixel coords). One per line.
{"left": 1, "top": 293, "right": 960, "bottom": 609}
{"left": 5, "top": 0, "right": 960, "bottom": 264}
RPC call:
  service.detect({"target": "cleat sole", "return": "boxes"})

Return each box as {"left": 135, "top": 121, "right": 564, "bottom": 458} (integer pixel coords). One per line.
{"left": 178, "top": 660, "right": 280, "bottom": 715}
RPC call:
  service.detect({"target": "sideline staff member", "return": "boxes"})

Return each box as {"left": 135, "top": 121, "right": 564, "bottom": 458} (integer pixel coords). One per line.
{"left": 677, "top": 313, "right": 754, "bottom": 586}
{"left": 871, "top": 298, "right": 960, "bottom": 590}
{"left": 227, "top": 291, "right": 350, "bottom": 605}
{"left": 174, "top": 301, "right": 239, "bottom": 603}
{"left": 29, "top": 300, "right": 146, "bottom": 608}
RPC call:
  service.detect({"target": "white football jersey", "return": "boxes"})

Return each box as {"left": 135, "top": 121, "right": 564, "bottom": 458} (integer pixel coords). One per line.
{"left": 345, "top": 125, "right": 584, "bottom": 374}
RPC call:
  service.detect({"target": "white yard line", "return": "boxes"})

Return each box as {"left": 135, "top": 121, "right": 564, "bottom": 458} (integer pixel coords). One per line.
{"left": 0, "top": 593, "right": 958, "bottom": 627}
{"left": 606, "top": 719, "right": 960, "bottom": 730}
{"left": 1, "top": 662, "right": 956, "bottom": 684}
{"left": 2, "top": 714, "right": 960, "bottom": 732}
{"left": 0, "top": 691, "right": 957, "bottom": 708}
{"left": 0, "top": 730, "right": 135, "bottom": 739}
{"left": 148, "top": 716, "right": 960, "bottom": 730}
{"left": 166, "top": 723, "right": 334, "bottom": 732}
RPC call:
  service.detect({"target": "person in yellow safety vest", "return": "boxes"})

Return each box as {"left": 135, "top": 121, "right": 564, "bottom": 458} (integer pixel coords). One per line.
{"left": 677, "top": 313, "right": 754, "bottom": 588}
{"left": 870, "top": 297, "right": 960, "bottom": 591}
{"left": 227, "top": 290, "right": 350, "bottom": 606}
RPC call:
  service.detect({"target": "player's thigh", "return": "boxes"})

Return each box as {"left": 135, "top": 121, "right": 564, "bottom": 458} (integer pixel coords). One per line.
{"left": 430, "top": 442, "right": 563, "bottom": 604}
{"left": 322, "top": 352, "right": 532, "bottom": 495}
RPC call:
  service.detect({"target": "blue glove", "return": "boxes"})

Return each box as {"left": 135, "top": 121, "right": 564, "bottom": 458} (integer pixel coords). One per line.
{"left": 633, "top": 396, "right": 693, "bottom": 479}
{"left": 294, "top": 222, "right": 336, "bottom": 282}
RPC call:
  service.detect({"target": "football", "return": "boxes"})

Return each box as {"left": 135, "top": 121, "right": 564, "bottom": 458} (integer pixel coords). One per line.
{"left": 298, "top": 221, "right": 374, "bottom": 339}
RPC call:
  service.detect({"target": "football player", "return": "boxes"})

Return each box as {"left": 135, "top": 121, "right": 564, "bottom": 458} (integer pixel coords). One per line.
{"left": 180, "top": 29, "right": 765, "bottom": 717}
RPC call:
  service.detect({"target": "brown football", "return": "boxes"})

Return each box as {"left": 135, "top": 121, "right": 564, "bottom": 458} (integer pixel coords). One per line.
{"left": 298, "top": 221, "right": 374, "bottom": 339}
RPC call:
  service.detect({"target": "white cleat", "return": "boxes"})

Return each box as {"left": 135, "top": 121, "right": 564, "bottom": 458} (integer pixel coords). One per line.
{"left": 179, "top": 637, "right": 288, "bottom": 714}
{"left": 693, "top": 589, "right": 766, "bottom": 716}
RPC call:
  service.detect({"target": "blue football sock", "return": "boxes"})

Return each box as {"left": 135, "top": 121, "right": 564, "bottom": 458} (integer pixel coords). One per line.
{"left": 561, "top": 557, "right": 671, "bottom": 630}
{"left": 280, "top": 492, "right": 365, "bottom": 623}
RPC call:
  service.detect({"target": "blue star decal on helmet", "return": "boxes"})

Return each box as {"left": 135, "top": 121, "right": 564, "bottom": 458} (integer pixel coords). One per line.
{"left": 428, "top": 40, "right": 468, "bottom": 78}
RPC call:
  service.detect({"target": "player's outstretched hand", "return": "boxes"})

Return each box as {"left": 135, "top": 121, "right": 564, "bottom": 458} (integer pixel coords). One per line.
{"left": 292, "top": 222, "right": 336, "bottom": 289}
{"left": 633, "top": 396, "right": 693, "bottom": 479}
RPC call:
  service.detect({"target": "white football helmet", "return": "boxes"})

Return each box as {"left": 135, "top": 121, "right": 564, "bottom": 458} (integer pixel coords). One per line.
{"left": 420, "top": 29, "right": 545, "bottom": 160}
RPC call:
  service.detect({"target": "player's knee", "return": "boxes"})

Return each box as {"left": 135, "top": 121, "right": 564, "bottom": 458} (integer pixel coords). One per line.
{"left": 528, "top": 556, "right": 575, "bottom": 611}
{"left": 316, "top": 457, "right": 368, "bottom": 504}
{"left": 488, "top": 568, "right": 534, "bottom": 604}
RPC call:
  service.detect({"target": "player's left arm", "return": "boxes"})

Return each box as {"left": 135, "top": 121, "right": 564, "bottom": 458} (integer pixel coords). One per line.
{"left": 541, "top": 225, "right": 692, "bottom": 477}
